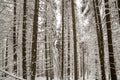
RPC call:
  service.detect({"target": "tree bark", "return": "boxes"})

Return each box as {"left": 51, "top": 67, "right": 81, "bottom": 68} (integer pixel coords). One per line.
{"left": 104, "top": 0, "right": 117, "bottom": 80}
{"left": 93, "top": 0, "right": 106, "bottom": 80}
{"left": 5, "top": 36, "right": 8, "bottom": 77}
{"left": 71, "top": 0, "right": 78, "bottom": 80}
{"left": 67, "top": 15, "right": 70, "bottom": 80}
{"left": 30, "top": 0, "right": 39, "bottom": 80}
{"left": 82, "top": 43, "right": 85, "bottom": 80}
{"left": 45, "top": 1, "right": 49, "bottom": 80}
{"left": 61, "top": 0, "right": 65, "bottom": 79}
{"left": 22, "top": 0, "right": 27, "bottom": 79}
{"left": 45, "top": 20, "right": 48, "bottom": 80}
{"left": 13, "top": 0, "right": 17, "bottom": 75}
{"left": 117, "top": 0, "right": 120, "bottom": 23}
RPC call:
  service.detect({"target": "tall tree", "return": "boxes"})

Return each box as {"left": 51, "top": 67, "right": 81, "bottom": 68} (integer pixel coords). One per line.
{"left": 93, "top": 0, "right": 106, "bottom": 80}
{"left": 45, "top": 21, "right": 48, "bottom": 80}
{"left": 5, "top": 37, "right": 8, "bottom": 77}
{"left": 117, "top": 0, "right": 120, "bottom": 23}
{"left": 1, "top": 40, "right": 5, "bottom": 77}
{"left": 30, "top": 0, "right": 39, "bottom": 80}
{"left": 61, "top": 0, "right": 65, "bottom": 79}
{"left": 22, "top": 0, "right": 27, "bottom": 79}
{"left": 82, "top": 43, "right": 85, "bottom": 80}
{"left": 71, "top": 0, "right": 78, "bottom": 80}
{"left": 13, "top": 0, "right": 17, "bottom": 75}
{"left": 45, "top": 1, "right": 48, "bottom": 79}
{"left": 104, "top": 0, "right": 117, "bottom": 80}
{"left": 67, "top": 13, "right": 70, "bottom": 80}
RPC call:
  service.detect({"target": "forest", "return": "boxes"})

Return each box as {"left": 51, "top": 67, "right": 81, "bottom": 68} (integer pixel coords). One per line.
{"left": 0, "top": 0, "right": 120, "bottom": 80}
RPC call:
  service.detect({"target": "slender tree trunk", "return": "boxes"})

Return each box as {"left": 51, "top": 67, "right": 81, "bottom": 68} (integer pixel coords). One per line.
{"left": 95, "top": 54, "right": 98, "bottom": 80}
{"left": 80, "top": 50, "right": 83, "bottom": 77}
{"left": 5, "top": 37, "right": 8, "bottom": 77}
{"left": 22, "top": 0, "right": 27, "bottom": 79}
{"left": 45, "top": 21, "right": 48, "bottom": 80}
{"left": 82, "top": 43, "right": 85, "bottom": 80}
{"left": 61, "top": 0, "right": 65, "bottom": 79}
{"left": 93, "top": 0, "right": 106, "bottom": 80}
{"left": 71, "top": 0, "right": 78, "bottom": 80}
{"left": 45, "top": 1, "right": 49, "bottom": 80}
{"left": 104, "top": 0, "right": 117, "bottom": 80}
{"left": 49, "top": 41, "right": 53, "bottom": 80}
{"left": 67, "top": 16, "right": 70, "bottom": 80}
{"left": 30, "top": 0, "right": 39, "bottom": 80}
{"left": 13, "top": 0, "right": 17, "bottom": 75}
{"left": 117, "top": 0, "right": 120, "bottom": 23}
{"left": 2, "top": 41, "right": 4, "bottom": 77}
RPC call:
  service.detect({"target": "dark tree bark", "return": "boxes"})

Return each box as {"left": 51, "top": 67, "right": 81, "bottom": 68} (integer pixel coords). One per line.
{"left": 45, "top": 22, "right": 48, "bottom": 80}
{"left": 71, "top": 0, "right": 78, "bottom": 80}
{"left": 2, "top": 41, "right": 5, "bottom": 77}
{"left": 45, "top": 1, "right": 49, "bottom": 80}
{"left": 30, "top": 0, "right": 39, "bottom": 80}
{"left": 5, "top": 37, "right": 8, "bottom": 77}
{"left": 104, "top": 0, "right": 117, "bottom": 80}
{"left": 82, "top": 43, "right": 85, "bottom": 80}
{"left": 67, "top": 15, "right": 70, "bottom": 80}
{"left": 61, "top": 0, "right": 64, "bottom": 79}
{"left": 45, "top": 20, "right": 48, "bottom": 80}
{"left": 93, "top": 0, "right": 106, "bottom": 80}
{"left": 117, "top": 0, "right": 120, "bottom": 23}
{"left": 22, "top": 0, "right": 27, "bottom": 79}
{"left": 13, "top": 0, "right": 17, "bottom": 75}
{"left": 95, "top": 54, "right": 98, "bottom": 80}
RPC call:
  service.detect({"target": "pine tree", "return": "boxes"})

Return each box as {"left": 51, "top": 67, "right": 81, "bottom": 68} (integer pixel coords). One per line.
{"left": 61, "top": 0, "right": 65, "bottom": 79}
{"left": 67, "top": 13, "right": 70, "bottom": 80}
{"left": 117, "top": 0, "right": 120, "bottom": 23}
{"left": 45, "top": 21, "right": 48, "bottom": 80}
{"left": 93, "top": 0, "right": 106, "bottom": 80}
{"left": 45, "top": 1, "right": 48, "bottom": 79}
{"left": 5, "top": 37, "right": 8, "bottom": 77}
{"left": 13, "top": 0, "right": 17, "bottom": 75}
{"left": 30, "top": 0, "right": 39, "bottom": 80}
{"left": 71, "top": 0, "right": 78, "bottom": 80}
{"left": 104, "top": 0, "right": 117, "bottom": 80}
{"left": 22, "top": 0, "right": 27, "bottom": 79}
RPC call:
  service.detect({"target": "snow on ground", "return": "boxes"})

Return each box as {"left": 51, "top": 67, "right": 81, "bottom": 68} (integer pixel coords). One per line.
{"left": 36, "top": 76, "right": 95, "bottom": 80}
{"left": 1, "top": 75, "right": 120, "bottom": 80}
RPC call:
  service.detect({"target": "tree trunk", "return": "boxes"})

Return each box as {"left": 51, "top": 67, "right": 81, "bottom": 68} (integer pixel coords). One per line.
{"left": 82, "top": 43, "right": 85, "bottom": 80}
{"left": 117, "top": 0, "right": 120, "bottom": 23}
{"left": 30, "top": 0, "right": 39, "bottom": 80}
{"left": 45, "top": 21, "right": 48, "bottom": 80}
{"left": 22, "top": 0, "right": 27, "bottom": 79}
{"left": 104, "top": 0, "right": 117, "bottom": 80}
{"left": 71, "top": 0, "right": 78, "bottom": 80}
{"left": 2, "top": 41, "right": 4, "bottom": 77}
{"left": 95, "top": 55, "right": 98, "bottom": 80}
{"left": 93, "top": 0, "right": 106, "bottom": 80}
{"left": 13, "top": 0, "right": 17, "bottom": 75}
{"left": 67, "top": 15, "right": 70, "bottom": 80}
{"left": 5, "top": 36, "right": 8, "bottom": 77}
{"left": 49, "top": 41, "right": 54, "bottom": 80}
{"left": 45, "top": 1, "right": 49, "bottom": 80}
{"left": 61, "top": 0, "right": 65, "bottom": 79}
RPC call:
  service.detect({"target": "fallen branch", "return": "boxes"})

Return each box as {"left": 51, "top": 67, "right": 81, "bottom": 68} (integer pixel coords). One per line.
{"left": 0, "top": 69, "right": 25, "bottom": 80}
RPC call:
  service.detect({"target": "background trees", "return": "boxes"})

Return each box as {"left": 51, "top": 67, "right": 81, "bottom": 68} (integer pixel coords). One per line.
{"left": 0, "top": 0, "right": 120, "bottom": 80}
